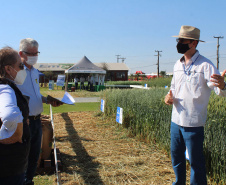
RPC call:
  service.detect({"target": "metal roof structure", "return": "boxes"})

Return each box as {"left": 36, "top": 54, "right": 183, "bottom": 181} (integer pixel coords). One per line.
{"left": 95, "top": 63, "right": 129, "bottom": 71}
{"left": 34, "top": 63, "right": 73, "bottom": 71}
{"left": 65, "top": 56, "right": 106, "bottom": 74}
{"left": 34, "top": 59, "right": 129, "bottom": 73}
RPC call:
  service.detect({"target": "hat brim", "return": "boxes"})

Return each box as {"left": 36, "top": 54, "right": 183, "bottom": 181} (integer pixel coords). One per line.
{"left": 172, "top": 35, "right": 205, "bottom": 42}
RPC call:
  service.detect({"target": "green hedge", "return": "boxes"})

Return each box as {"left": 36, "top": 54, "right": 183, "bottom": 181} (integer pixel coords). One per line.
{"left": 105, "top": 77, "right": 172, "bottom": 88}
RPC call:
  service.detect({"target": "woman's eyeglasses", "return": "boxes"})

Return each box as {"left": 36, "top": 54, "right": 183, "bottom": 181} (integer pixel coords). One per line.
{"left": 18, "top": 63, "right": 24, "bottom": 70}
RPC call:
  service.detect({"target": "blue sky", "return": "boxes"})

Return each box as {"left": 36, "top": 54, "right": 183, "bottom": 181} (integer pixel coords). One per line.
{"left": 1, "top": 0, "right": 226, "bottom": 74}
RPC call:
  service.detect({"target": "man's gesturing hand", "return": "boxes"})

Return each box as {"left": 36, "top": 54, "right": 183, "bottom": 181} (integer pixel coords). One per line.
{"left": 211, "top": 70, "right": 226, "bottom": 90}
{"left": 165, "top": 90, "right": 173, "bottom": 105}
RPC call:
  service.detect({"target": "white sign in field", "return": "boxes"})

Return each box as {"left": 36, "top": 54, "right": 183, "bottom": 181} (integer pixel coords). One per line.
{"left": 56, "top": 75, "right": 65, "bottom": 87}
{"left": 101, "top": 99, "right": 105, "bottom": 112}
{"left": 116, "top": 107, "right": 123, "bottom": 124}
{"left": 49, "top": 80, "right": 54, "bottom": 90}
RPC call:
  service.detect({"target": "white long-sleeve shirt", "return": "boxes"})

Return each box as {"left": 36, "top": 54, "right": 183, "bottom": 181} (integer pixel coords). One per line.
{"left": 0, "top": 84, "right": 23, "bottom": 139}
{"left": 74, "top": 77, "right": 78, "bottom": 83}
{"left": 171, "top": 51, "right": 226, "bottom": 127}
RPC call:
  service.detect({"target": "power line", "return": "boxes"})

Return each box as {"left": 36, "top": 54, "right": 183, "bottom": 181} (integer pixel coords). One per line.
{"left": 213, "top": 36, "right": 224, "bottom": 69}
{"left": 206, "top": 55, "right": 218, "bottom": 58}
{"left": 126, "top": 55, "right": 154, "bottom": 57}
{"left": 130, "top": 61, "right": 174, "bottom": 69}
{"left": 115, "top": 55, "right": 121, "bottom": 63}
{"left": 119, "top": 57, "right": 126, "bottom": 63}
{"left": 161, "top": 62, "right": 175, "bottom": 64}
{"left": 155, "top": 50, "right": 162, "bottom": 78}
{"left": 130, "top": 64, "right": 157, "bottom": 69}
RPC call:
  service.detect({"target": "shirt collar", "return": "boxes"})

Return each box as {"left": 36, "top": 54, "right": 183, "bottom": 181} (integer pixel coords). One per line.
{"left": 180, "top": 50, "right": 200, "bottom": 66}
{"left": 24, "top": 65, "right": 33, "bottom": 71}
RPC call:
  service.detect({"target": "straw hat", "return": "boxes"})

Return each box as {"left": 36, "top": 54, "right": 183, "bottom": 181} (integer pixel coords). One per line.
{"left": 172, "top": 25, "right": 205, "bottom": 42}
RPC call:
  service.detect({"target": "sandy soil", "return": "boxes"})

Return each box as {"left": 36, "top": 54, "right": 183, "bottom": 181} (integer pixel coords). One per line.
{"left": 52, "top": 111, "right": 177, "bottom": 185}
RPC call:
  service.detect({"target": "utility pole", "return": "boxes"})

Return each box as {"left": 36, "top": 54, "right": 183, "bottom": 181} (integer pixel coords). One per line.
{"left": 213, "top": 36, "right": 224, "bottom": 70}
{"left": 115, "top": 55, "right": 121, "bottom": 63}
{"left": 155, "top": 50, "right": 162, "bottom": 77}
{"left": 119, "top": 57, "right": 126, "bottom": 63}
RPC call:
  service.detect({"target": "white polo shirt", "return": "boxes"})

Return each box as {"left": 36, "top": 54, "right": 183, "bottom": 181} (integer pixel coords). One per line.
{"left": 74, "top": 78, "right": 78, "bottom": 83}
{"left": 0, "top": 84, "right": 23, "bottom": 139}
{"left": 171, "top": 51, "right": 226, "bottom": 127}
{"left": 16, "top": 66, "right": 43, "bottom": 116}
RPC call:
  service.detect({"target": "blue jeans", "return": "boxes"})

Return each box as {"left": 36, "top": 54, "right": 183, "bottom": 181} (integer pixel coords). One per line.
{"left": 25, "top": 118, "right": 42, "bottom": 182}
{"left": 0, "top": 173, "right": 25, "bottom": 185}
{"left": 171, "top": 122, "right": 207, "bottom": 185}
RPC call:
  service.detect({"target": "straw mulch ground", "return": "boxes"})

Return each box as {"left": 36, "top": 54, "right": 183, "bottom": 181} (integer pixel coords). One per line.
{"left": 53, "top": 111, "right": 178, "bottom": 185}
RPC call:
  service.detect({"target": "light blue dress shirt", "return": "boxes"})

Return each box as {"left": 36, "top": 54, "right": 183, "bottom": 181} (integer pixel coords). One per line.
{"left": 16, "top": 66, "right": 43, "bottom": 116}
{"left": 0, "top": 84, "right": 23, "bottom": 139}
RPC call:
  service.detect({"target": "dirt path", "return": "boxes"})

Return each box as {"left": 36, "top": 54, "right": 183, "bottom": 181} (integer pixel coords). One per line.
{"left": 53, "top": 111, "right": 175, "bottom": 185}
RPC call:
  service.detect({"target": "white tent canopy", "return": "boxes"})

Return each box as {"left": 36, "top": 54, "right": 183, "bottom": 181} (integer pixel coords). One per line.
{"left": 65, "top": 56, "right": 106, "bottom": 74}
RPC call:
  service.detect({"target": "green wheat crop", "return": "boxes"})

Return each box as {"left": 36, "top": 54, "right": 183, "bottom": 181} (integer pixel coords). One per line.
{"left": 102, "top": 88, "right": 226, "bottom": 184}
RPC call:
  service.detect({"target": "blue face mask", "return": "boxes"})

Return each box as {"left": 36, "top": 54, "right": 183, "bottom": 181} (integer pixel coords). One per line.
{"left": 176, "top": 42, "right": 190, "bottom": 54}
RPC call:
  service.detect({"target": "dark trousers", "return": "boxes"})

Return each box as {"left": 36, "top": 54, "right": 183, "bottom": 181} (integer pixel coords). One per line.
{"left": 88, "top": 82, "right": 90, "bottom": 90}
{"left": 90, "top": 83, "right": 93, "bottom": 91}
{"left": 0, "top": 173, "right": 25, "bottom": 185}
{"left": 25, "top": 118, "right": 42, "bottom": 182}
{"left": 80, "top": 82, "right": 84, "bottom": 90}
{"left": 75, "top": 82, "right": 78, "bottom": 90}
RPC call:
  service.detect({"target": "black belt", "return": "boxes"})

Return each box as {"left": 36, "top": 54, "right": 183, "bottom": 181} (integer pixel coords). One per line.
{"left": 29, "top": 114, "right": 41, "bottom": 120}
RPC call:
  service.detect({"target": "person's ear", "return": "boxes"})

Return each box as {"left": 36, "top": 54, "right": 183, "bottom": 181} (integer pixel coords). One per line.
{"left": 4, "top": 65, "right": 11, "bottom": 73}
{"left": 4, "top": 65, "right": 12, "bottom": 76}
{"left": 19, "top": 51, "right": 27, "bottom": 63}
{"left": 192, "top": 40, "right": 198, "bottom": 48}
{"left": 19, "top": 51, "right": 23, "bottom": 57}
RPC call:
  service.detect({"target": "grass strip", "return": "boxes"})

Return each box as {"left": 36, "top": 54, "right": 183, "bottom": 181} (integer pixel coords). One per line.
{"left": 42, "top": 102, "right": 100, "bottom": 115}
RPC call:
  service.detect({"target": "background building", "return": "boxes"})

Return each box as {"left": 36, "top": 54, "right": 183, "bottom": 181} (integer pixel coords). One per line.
{"left": 95, "top": 63, "right": 129, "bottom": 81}
{"left": 34, "top": 62, "right": 129, "bottom": 83}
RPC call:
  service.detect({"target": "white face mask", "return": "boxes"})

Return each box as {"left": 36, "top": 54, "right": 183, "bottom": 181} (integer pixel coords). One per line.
{"left": 10, "top": 67, "right": 27, "bottom": 85}
{"left": 26, "top": 56, "right": 38, "bottom": 66}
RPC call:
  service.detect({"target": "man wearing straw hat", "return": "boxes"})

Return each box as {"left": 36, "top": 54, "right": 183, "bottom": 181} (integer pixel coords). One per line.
{"left": 165, "top": 25, "right": 226, "bottom": 185}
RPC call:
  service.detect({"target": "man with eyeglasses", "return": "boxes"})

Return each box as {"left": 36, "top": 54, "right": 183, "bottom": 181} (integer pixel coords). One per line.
{"left": 165, "top": 26, "right": 226, "bottom": 185}
{"left": 17, "top": 38, "right": 62, "bottom": 185}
